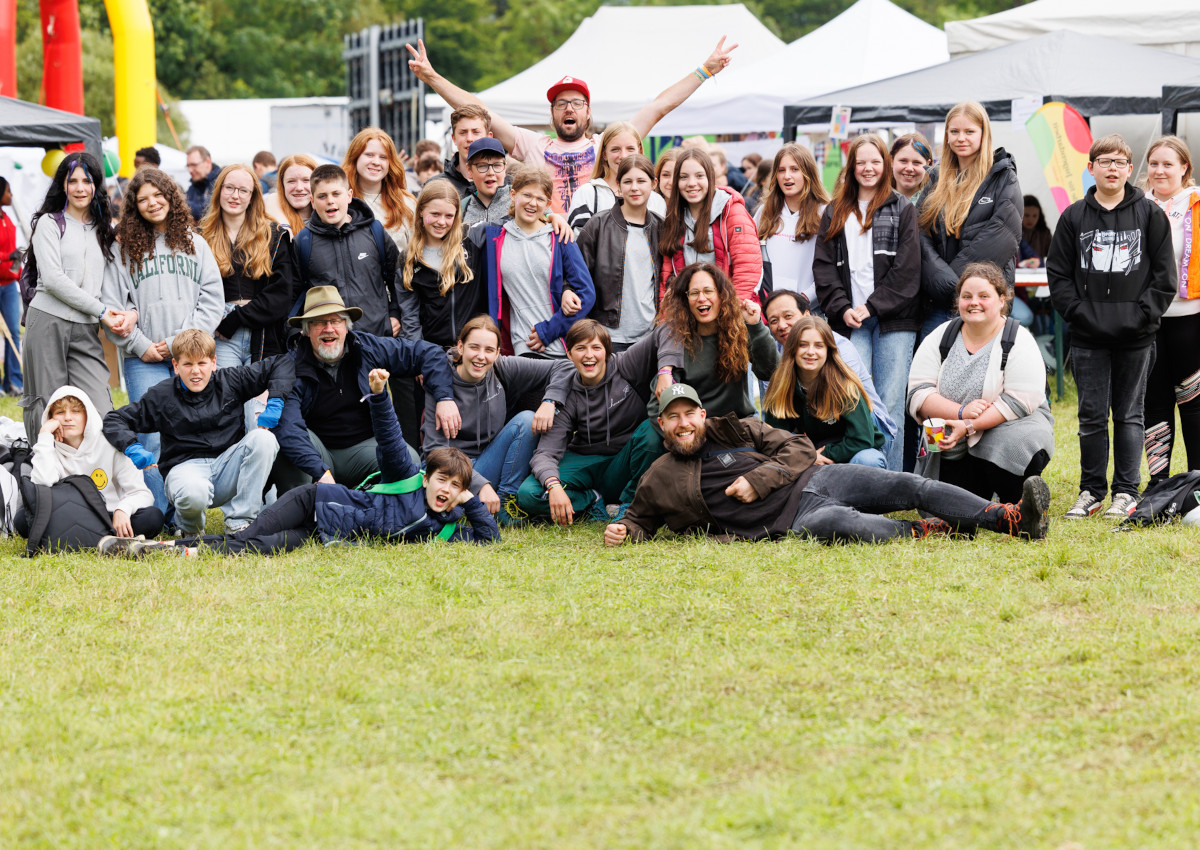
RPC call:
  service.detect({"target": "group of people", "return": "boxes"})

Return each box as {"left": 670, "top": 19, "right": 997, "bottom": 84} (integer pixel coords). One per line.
{"left": 10, "top": 34, "right": 1197, "bottom": 554}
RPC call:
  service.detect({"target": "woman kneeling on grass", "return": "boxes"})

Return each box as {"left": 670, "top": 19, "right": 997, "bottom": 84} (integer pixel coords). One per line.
{"left": 99, "top": 368, "right": 499, "bottom": 557}
{"left": 763, "top": 316, "right": 886, "bottom": 468}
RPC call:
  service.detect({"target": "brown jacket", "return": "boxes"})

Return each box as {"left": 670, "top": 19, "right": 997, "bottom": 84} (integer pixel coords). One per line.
{"left": 620, "top": 414, "right": 818, "bottom": 543}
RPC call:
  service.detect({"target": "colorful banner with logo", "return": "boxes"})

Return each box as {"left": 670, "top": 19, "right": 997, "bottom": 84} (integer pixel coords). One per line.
{"left": 1025, "top": 101, "right": 1095, "bottom": 213}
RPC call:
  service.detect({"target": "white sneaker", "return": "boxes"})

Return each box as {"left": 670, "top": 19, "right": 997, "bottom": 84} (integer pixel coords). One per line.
{"left": 1105, "top": 492, "right": 1138, "bottom": 519}
{"left": 1064, "top": 491, "right": 1102, "bottom": 520}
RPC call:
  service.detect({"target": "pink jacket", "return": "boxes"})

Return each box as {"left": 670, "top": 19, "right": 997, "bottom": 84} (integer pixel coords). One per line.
{"left": 659, "top": 188, "right": 762, "bottom": 303}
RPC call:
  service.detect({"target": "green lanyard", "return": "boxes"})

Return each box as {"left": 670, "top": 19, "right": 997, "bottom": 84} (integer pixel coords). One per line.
{"left": 367, "top": 471, "right": 459, "bottom": 541}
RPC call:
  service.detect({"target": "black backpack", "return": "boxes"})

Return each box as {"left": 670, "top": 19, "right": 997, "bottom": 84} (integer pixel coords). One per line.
{"left": 939, "top": 316, "right": 1020, "bottom": 368}
{"left": 1124, "top": 471, "right": 1200, "bottom": 527}
{"left": 0, "top": 440, "right": 115, "bottom": 556}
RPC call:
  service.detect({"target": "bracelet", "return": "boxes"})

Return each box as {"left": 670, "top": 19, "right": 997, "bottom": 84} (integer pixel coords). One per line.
{"left": 696, "top": 65, "right": 712, "bottom": 80}
{"left": 657, "top": 367, "right": 674, "bottom": 376}
{"left": 957, "top": 405, "right": 966, "bottom": 420}
{"left": 545, "top": 477, "right": 562, "bottom": 491}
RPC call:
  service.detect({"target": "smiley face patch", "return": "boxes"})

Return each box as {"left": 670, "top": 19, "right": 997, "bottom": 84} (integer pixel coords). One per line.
{"left": 91, "top": 468, "right": 108, "bottom": 490}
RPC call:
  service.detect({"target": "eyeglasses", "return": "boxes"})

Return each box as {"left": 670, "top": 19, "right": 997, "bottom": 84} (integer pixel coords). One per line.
{"left": 552, "top": 98, "right": 587, "bottom": 111}
{"left": 470, "top": 162, "right": 505, "bottom": 173}
{"left": 687, "top": 288, "right": 717, "bottom": 301}
{"left": 1093, "top": 158, "right": 1130, "bottom": 169}
{"left": 221, "top": 185, "right": 252, "bottom": 197}
{"left": 310, "top": 317, "right": 346, "bottom": 329}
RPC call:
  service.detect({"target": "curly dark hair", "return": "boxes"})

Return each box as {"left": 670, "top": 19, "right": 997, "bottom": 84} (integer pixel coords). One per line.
{"left": 659, "top": 262, "right": 748, "bottom": 384}
{"left": 115, "top": 167, "right": 196, "bottom": 274}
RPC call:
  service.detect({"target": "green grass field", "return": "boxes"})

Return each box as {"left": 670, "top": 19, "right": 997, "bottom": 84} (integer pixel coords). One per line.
{"left": 2, "top": 384, "right": 1199, "bottom": 848}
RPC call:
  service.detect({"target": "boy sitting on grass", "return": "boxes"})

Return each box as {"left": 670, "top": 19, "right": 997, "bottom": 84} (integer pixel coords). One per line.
{"left": 23, "top": 386, "right": 163, "bottom": 540}
{"left": 99, "top": 368, "right": 499, "bottom": 557}
{"left": 102, "top": 329, "right": 294, "bottom": 535}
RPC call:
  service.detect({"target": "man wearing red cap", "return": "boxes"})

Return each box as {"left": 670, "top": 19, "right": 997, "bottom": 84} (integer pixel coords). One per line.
{"left": 407, "top": 37, "right": 736, "bottom": 214}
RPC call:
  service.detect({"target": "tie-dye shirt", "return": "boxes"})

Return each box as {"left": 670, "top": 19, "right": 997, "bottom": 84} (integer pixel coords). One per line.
{"left": 511, "top": 128, "right": 600, "bottom": 215}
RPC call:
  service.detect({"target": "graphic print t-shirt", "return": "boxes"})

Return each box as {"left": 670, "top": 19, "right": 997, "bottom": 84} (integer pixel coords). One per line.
{"left": 512, "top": 128, "right": 600, "bottom": 215}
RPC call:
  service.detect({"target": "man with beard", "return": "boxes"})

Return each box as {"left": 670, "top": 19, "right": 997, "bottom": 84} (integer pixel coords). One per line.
{"left": 603, "top": 384, "right": 1052, "bottom": 545}
{"left": 406, "top": 37, "right": 737, "bottom": 214}
{"left": 273, "top": 287, "right": 460, "bottom": 492}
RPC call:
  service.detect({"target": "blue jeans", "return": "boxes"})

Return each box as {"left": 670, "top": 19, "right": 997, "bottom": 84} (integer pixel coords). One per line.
{"left": 849, "top": 447, "right": 887, "bottom": 468}
{"left": 849, "top": 318, "right": 915, "bottom": 472}
{"left": 470, "top": 411, "right": 538, "bottom": 498}
{"left": 164, "top": 428, "right": 279, "bottom": 534}
{"left": 919, "top": 306, "right": 953, "bottom": 345}
{"left": 215, "top": 323, "right": 267, "bottom": 431}
{"left": 1072, "top": 344, "right": 1155, "bottom": 499}
{"left": 123, "top": 356, "right": 175, "bottom": 513}
{"left": 0, "top": 282, "right": 22, "bottom": 392}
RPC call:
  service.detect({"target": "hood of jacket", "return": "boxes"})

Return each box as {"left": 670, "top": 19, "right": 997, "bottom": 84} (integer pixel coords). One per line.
{"left": 305, "top": 197, "right": 377, "bottom": 238}
{"left": 686, "top": 185, "right": 734, "bottom": 232}
{"left": 39, "top": 385, "right": 108, "bottom": 465}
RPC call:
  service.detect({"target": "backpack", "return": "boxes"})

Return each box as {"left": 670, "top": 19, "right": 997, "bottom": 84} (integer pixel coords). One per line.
{"left": 0, "top": 439, "right": 115, "bottom": 556}
{"left": 1123, "top": 471, "right": 1200, "bottom": 527}
{"left": 291, "top": 219, "right": 394, "bottom": 317}
{"left": 939, "top": 316, "right": 1020, "bottom": 369}
{"left": 17, "top": 211, "right": 67, "bottom": 323}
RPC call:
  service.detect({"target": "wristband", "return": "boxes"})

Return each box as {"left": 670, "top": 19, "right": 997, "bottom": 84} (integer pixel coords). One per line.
{"left": 657, "top": 367, "right": 674, "bottom": 376}
{"left": 694, "top": 65, "right": 712, "bottom": 81}
{"left": 957, "top": 405, "right": 966, "bottom": 420}
{"left": 545, "top": 477, "right": 562, "bottom": 491}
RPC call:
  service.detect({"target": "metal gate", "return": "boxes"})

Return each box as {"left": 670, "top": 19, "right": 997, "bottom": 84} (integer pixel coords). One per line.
{"left": 344, "top": 19, "right": 426, "bottom": 154}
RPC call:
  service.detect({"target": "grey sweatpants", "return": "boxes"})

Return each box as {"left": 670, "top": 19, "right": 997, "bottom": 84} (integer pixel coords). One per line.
{"left": 20, "top": 307, "right": 113, "bottom": 442}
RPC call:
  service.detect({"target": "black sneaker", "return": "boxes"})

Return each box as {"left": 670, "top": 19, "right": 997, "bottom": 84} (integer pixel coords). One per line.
{"left": 1016, "top": 476, "right": 1051, "bottom": 540}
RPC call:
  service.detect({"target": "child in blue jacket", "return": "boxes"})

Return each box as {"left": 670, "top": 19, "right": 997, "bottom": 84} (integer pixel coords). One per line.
{"left": 99, "top": 368, "right": 499, "bottom": 556}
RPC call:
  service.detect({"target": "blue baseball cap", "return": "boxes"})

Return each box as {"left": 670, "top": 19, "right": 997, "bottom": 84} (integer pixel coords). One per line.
{"left": 467, "top": 138, "right": 506, "bottom": 162}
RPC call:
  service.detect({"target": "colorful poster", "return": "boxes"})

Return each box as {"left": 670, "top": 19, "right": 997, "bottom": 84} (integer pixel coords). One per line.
{"left": 1025, "top": 101, "right": 1095, "bottom": 212}
{"left": 829, "top": 106, "right": 851, "bottom": 140}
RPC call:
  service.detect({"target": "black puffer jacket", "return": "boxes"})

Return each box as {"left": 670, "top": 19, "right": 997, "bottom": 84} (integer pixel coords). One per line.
{"left": 918, "top": 147, "right": 1023, "bottom": 312}
{"left": 214, "top": 223, "right": 295, "bottom": 360}
{"left": 298, "top": 199, "right": 400, "bottom": 338}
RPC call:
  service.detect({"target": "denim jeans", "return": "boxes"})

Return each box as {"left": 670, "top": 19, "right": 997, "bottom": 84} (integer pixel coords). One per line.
{"left": 0, "top": 282, "right": 22, "bottom": 392}
{"left": 164, "top": 428, "right": 279, "bottom": 534}
{"left": 919, "top": 306, "right": 953, "bottom": 346}
{"left": 470, "top": 411, "right": 538, "bottom": 498}
{"left": 215, "top": 322, "right": 267, "bottom": 431}
{"left": 849, "top": 317, "right": 915, "bottom": 472}
{"left": 848, "top": 447, "right": 887, "bottom": 468}
{"left": 1072, "top": 344, "right": 1155, "bottom": 499}
{"left": 791, "top": 464, "right": 1012, "bottom": 543}
{"left": 123, "top": 356, "right": 175, "bottom": 513}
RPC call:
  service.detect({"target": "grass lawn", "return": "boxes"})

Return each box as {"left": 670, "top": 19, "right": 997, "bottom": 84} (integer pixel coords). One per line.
{"left": 1, "top": 383, "right": 1199, "bottom": 848}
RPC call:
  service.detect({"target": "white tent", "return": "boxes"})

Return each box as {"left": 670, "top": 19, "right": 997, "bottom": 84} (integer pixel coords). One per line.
{"left": 655, "top": 0, "right": 948, "bottom": 136}
{"left": 946, "top": 0, "right": 1200, "bottom": 58}
{"left": 474, "top": 4, "right": 786, "bottom": 128}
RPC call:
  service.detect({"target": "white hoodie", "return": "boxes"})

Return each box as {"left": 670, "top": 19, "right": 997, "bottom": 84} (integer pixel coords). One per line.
{"left": 32, "top": 386, "right": 154, "bottom": 516}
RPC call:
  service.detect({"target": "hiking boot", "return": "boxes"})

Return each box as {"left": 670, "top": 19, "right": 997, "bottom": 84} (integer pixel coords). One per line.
{"left": 1015, "top": 475, "right": 1051, "bottom": 540}
{"left": 1064, "top": 490, "right": 1102, "bottom": 520}
{"left": 910, "top": 518, "right": 954, "bottom": 539}
{"left": 498, "top": 495, "right": 528, "bottom": 527}
{"left": 98, "top": 535, "right": 144, "bottom": 557}
{"left": 1105, "top": 492, "right": 1138, "bottom": 520}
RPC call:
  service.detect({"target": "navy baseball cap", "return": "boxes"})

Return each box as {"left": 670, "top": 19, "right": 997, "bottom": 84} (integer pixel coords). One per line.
{"left": 467, "top": 138, "right": 506, "bottom": 162}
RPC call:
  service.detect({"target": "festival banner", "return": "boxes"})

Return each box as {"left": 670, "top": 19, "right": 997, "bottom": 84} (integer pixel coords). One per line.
{"left": 1025, "top": 101, "right": 1095, "bottom": 213}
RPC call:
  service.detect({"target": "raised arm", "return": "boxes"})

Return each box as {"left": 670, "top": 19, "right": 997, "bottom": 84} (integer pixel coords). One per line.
{"left": 406, "top": 39, "right": 521, "bottom": 153}
{"left": 629, "top": 37, "right": 737, "bottom": 139}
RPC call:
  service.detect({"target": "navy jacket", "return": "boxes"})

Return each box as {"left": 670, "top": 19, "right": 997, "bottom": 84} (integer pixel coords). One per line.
{"left": 276, "top": 330, "right": 456, "bottom": 480}
{"left": 313, "top": 391, "right": 498, "bottom": 544}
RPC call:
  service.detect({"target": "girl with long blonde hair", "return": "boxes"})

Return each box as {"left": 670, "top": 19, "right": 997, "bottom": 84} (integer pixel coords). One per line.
{"left": 200, "top": 164, "right": 295, "bottom": 366}
{"left": 917, "top": 101, "right": 1023, "bottom": 339}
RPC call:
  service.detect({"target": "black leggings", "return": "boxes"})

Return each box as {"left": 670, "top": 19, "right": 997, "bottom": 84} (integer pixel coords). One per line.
{"left": 1144, "top": 313, "right": 1200, "bottom": 484}
{"left": 938, "top": 450, "right": 1050, "bottom": 504}
{"left": 177, "top": 484, "right": 318, "bottom": 555}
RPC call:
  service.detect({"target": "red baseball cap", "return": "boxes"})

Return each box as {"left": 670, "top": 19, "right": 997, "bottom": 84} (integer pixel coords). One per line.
{"left": 547, "top": 76, "right": 591, "bottom": 105}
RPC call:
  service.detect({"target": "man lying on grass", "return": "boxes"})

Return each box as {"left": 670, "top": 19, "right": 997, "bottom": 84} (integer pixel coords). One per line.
{"left": 99, "top": 368, "right": 499, "bottom": 557}
{"left": 603, "top": 384, "right": 1051, "bottom": 546}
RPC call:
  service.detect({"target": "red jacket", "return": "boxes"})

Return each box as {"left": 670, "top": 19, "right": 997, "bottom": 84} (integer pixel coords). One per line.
{"left": 0, "top": 211, "right": 17, "bottom": 286}
{"left": 659, "top": 187, "right": 762, "bottom": 303}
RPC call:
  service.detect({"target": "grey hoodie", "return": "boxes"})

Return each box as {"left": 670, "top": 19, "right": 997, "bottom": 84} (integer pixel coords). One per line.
{"left": 423, "top": 352, "right": 574, "bottom": 492}
{"left": 462, "top": 184, "right": 513, "bottom": 227}
{"left": 500, "top": 220, "right": 558, "bottom": 356}
{"left": 30, "top": 214, "right": 111, "bottom": 323}
{"left": 530, "top": 332, "right": 683, "bottom": 486}
{"left": 102, "top": 231, "right": 224, "bottom": 358}
{"left": 683, "top": 189, "right": 730, "bottom": 266}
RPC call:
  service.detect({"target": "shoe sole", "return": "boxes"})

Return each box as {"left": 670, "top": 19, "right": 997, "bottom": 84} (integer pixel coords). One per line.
{"left": 1064, "top": 502, "right": 1102, "bottom": 520}
{"left": 1019, "top": 476, "right": 1052, "bottom": 539}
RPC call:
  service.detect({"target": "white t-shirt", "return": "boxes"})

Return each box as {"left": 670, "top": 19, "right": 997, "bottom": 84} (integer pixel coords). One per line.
{"left": 845, "top": 200, "right": 875, "bottom": 309}
{"left": 756, "top": 204, "right": 823, "bottom": 304}
{"left": 612, "top": 221, "right": 657, "bottom": 345}
{"left": 1153, "top": 186, "right": 1200, "bottom": 318}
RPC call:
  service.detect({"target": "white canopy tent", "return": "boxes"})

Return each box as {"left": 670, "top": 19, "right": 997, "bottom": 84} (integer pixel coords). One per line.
{"left": 474, "top": 4, "right": 786, "bottom": 128}
{"left": 946, "top": 0, "right": 1200, "bottom": 58}
{"left": 655, "top": 0, "right": 948, "bottom": 136}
